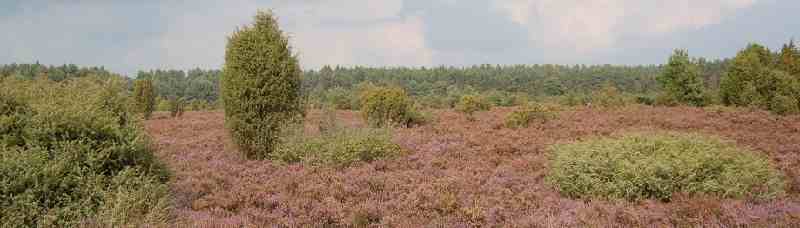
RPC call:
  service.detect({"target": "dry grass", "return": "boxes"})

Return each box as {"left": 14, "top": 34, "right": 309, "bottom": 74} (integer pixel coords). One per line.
{"left": 145, "top": 106, "right": 800, "bottom": 227}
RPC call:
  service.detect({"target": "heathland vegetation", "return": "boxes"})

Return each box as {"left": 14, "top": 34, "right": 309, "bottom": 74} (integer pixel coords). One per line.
{"left": 1, "top": 10, "right": 799, "bottom": 227}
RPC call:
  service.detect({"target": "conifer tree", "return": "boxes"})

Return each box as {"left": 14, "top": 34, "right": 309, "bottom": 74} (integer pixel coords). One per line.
{"left": 222, "top": 10, "right": 302, "bottom": 159}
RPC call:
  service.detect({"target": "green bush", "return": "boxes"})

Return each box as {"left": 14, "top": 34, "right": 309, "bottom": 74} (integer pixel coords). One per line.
{"left": 505, "top": 103, "right": 559, "bottom": 129}
{"left": 132, "top": 79, "right": 156, "bottom": 119}
{"left": 592, "top": 83, "right": 629, "bottom": 108}
{"left": 272, "top": 127, "right": 402, "bottom": 167}
{"left": 0, "top": 77, "right": 169, "bottom": 227}
{"left": 359, "top": 86, "right": 422, "bottom": 127}
{"left": 547, "top": 132, "right": 785, "bottom": 202}
{"left": 168, "top": 97, "right": 185, "bottom": 118}
{"left": 222, "top": 11, "right": 303, "bottom": 159}
{"left": 455, "top": 94, "right": 492, "bottom": 120}
{"left": 156, "top": 97, "right": 170, "bottom": 112}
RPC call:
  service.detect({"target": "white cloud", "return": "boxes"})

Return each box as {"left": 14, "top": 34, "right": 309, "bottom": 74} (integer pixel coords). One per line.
{"left": 291, "top": 15, "right": 433, "bottom": 68}
{"left": 494, "top": 0, "right": 757, "bottom": 56}
{"left": 153, "top": 0, "right": 430, "bottom": 70}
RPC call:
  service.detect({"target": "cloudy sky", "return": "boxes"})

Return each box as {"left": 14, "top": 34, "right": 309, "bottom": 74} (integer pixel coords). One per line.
{"left": 0, "top": 0, "right": 797, "bottom": 76}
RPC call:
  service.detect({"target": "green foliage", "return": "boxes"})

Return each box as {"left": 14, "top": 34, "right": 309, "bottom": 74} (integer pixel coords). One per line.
{"left": 222, "top": 10, "right": 303, "bottom": 159}
{"left": 778, "top": 39, "right": 800, "bottom": 76}
{"left": 187, "top": 99, "right": 211, "bottom": 111}
{"left": 722, "top": 43, "right": 800, "bottom": 115}
{"left": 0, "top": 63, "right": 120, "bottom": 81}
{"left": 455, "top": 94, "right": 492, "bottom": 120}
{"left": 505, "top": 103, "right": 559, "bottom": 129}
{"left": 168, "top": 97, "right": 185, "bottom": 118}
{"left": 547, "top": 132, "right": 785, "bottom": 202}
{"left": 156, "top": 97, "right": 170, "bottom": 112}
{"left": 359, "top": 86, "right": 420, "bottom": 127}
{"left": 133, "top": 79, "right": 156, "bottom": 119}
{"left": 658, "top": 49, "right": 706, "bottom": 106}
{"left": 323, "top": 86, "right": 359, "bottom": 110}
{"left": 272, "top": 127, "right": 402, "bottom": 167}
{"left": 0, "top": 93, "right": 32, "bottom": 147}
{"left": 559, "top": 92, "right": 591, "bottom": 106}
{"left": 0, "top": 77, "right": 169, "bottom": 227}
{"left": 592, "top": 83, "right": 629, "bottom": 108}
{"left": 136, "top": 68, "right": 221, "bottom": 103}
{"left": 635, "top": 95, "right": 655, "bottom": 105}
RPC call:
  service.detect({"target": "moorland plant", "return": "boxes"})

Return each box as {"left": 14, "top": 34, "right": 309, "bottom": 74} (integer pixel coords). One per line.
{"left": 0, "top": 76, "right": 170, "bottom": 227}
{"left": 547, "top": 132, "right": 785, "bottom": 202}
{"left": 221, "top": 10, "right": 303, "bottom": 159}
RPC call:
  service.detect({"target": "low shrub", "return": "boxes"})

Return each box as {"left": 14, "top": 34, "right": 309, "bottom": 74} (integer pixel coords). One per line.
{"left": 505, "top": 103, "right": 559, "bottom": 129}
{"left": 547, "top": 132, "right": 785, "bottom": 202}
{"left": 0, "top": 77, "right": 170, "bottom": 227}
{"left": 455, "top": 94, "right": 492, "bottom": 120}
{"left": 272, "top": 127, "right": 403, "bottom": 167}
{"left": 360, "top": 86, "right": 424, "bottom": 127}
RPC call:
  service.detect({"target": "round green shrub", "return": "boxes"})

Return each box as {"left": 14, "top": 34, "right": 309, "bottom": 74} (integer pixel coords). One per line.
{"left": 359, "top": 86, "right": 417, "bottom": 127}
{"left": 547, "top": 132, "right": 785, "bottom": 202}
{"left": 222, "top": 10, "right": 303, "bottom": 159}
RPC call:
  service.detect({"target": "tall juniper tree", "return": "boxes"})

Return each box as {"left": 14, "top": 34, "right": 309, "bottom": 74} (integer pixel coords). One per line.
{"left": 222, "top": 10, "right": 303, "bottom": 159}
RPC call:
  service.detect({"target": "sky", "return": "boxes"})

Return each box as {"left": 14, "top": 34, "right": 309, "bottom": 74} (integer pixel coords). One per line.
{"left": 0, "top": 0, "right": 798, "bottom": 76}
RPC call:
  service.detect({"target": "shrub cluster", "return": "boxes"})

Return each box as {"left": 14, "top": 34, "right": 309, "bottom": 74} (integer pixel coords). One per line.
{"left": 505, "top": 103, "right": 559, "bottom": 128}
{"left": 592, "top": 83, "right": 630, "bottom": 108}
{"left": 0, "top": 77, "right": 170, "bottom": 227}
{"left": 547, "top": 132, "right": 785, "bottom": 202}
{"left": 359, "top": 86, "right": 425, "bottom": 127}
{"left": 721, "top": 43, "right": 800, "bottom": 115}
{"left": 455, "top": 94, "right": 492, "bottom": 120}
{"left": 222, "top": 11, "right": 303, "bottom": 159}
{"left": 272, "top": 127, "right": 403, "bottom": 167}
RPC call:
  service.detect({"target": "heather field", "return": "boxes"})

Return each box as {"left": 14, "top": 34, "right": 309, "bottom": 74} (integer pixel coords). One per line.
{"left": 146, "top": 106, "right": 800, "bottom": 227}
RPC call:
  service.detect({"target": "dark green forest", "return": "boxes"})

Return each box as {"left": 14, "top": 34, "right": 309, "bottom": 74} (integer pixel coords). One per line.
{"left": 2, "top": 40, "right": 798, "bottom": 114}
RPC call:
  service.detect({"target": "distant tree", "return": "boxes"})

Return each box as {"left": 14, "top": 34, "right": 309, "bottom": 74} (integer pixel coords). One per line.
{"left": 657, "top": 49, "right": 705, "bottom": 106}
{"left": 132, "top": 79, "right": 156, "bottom": 119}
{"left": 222, "top": 10, "right": 303, "bottom": 159}
{"left": 779, "top": 39, "right": 800, "bottom": 76}
{"left": 721, "top": 43, "right": 774, "bottom": 107}
{"left": 722, "top": 43, "right": 800, "bottom": 114}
